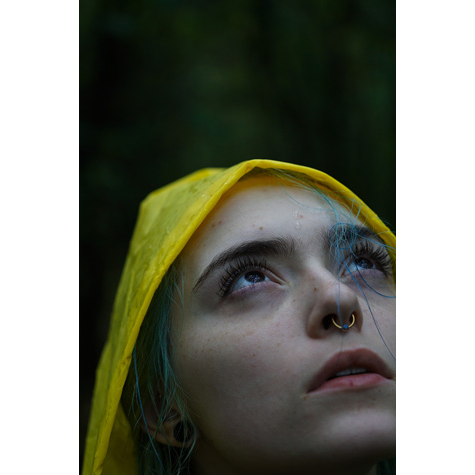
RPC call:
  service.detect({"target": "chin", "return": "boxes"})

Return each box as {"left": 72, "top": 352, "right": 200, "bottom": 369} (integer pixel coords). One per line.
{"left": 313, "top": 409, "right": 395, "bottom": 467}
{"left": 313, "top": 435, "right": 394, "bottom": 475}
{"left": 337, "top": 415, "right": 396, "bottom": 465}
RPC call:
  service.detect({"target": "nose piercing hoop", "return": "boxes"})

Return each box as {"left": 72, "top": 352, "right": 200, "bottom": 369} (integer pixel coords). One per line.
{"left": 331, "top": 313, "right": 356, "bottom": 332}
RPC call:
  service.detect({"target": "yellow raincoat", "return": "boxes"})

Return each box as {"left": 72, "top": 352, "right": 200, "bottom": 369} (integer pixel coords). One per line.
{"left": 82, "top": 159, "right": 395, "bottom": 474}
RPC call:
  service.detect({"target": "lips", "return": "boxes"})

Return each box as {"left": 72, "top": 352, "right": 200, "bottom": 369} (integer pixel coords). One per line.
{"left": 307, "top": 348, "right": 393, "bottom": 393}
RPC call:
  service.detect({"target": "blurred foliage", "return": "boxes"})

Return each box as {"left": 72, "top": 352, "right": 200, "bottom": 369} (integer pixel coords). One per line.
{"left": 80, "top": 0, "right": 395, "bottom": 465}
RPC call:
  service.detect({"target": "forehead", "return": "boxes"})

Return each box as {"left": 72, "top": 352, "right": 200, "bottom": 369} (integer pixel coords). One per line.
{"left": 181, "top": 176, "right": 354, "bottom": 267}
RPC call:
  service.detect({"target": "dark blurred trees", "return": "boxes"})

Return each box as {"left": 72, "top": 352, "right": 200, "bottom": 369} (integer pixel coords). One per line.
{"left": 80, "top": 0, "right": 395, "bottom": 465}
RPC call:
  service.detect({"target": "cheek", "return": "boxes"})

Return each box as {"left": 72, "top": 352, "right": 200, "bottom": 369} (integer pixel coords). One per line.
{"left": 380, "top": 299, "right": 396, "bottom": 333}
{"left": 174, "top": 322, "right": 282, "bottom": 400}
{"left": 365, "top": 297, "right": 396, "bottom": 352}
{"left": 171, "top": 316, "right": 298, "bottom": 438}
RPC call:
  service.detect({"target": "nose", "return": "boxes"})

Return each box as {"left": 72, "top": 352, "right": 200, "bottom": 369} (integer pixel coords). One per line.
{"left": 305, "top": 268, "right": 363, "bottom": 339}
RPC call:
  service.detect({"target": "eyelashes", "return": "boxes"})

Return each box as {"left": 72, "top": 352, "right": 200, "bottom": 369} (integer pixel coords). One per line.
{"left": 218, "top": 256, "right": 269, "bottom": 298}
{"left": 341, "top": 240, "right": 393, "bottom": 277}
{"left": 216, "top": 240, "right": 393, "bottom": 299}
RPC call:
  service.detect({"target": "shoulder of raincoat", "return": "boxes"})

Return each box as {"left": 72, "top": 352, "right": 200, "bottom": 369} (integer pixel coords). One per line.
{"left": 82, "top": 159, "right": 395, "bottom": 474}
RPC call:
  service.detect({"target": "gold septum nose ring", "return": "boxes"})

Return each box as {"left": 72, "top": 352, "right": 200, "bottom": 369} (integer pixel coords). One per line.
{"left": 331, "top": 313, "right": 356, "bottom": 333}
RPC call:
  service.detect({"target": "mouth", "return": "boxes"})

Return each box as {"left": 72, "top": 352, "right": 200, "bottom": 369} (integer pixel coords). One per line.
{"left": 307, "top": 349, "right": 394, "bottom": 394}
{"left": 327, "top": 367, "right": 369, "bottom": 380}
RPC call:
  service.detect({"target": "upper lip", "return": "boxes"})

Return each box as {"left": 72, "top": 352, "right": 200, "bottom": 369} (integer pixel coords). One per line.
{"left": 307, "top": 348, "right": 394, "bottom": 393}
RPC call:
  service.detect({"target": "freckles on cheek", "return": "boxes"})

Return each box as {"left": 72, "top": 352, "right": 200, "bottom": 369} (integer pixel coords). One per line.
{"left": 174, "top": 326, "right": 286, "bottom": 405}
{"left": 172, "top": 314, "right": 302, "bottom": 447}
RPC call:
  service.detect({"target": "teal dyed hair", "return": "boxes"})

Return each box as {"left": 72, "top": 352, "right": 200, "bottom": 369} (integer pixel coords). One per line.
{"left": 121, "top": 168, "right": 396, "bottom": 475}
{"left": 255, "top": 168, "right": 396, "bottom": 360}
{"left": 122, "top": 262, "right": 197, "bottom": 475}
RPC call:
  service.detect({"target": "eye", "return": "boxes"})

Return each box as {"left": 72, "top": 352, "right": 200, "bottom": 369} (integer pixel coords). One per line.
{"left": 346, "top": 257, "right": 376, "bottom": 273}
{"left": 232, "top": 271, "right": 269, "bottom": 292}
{"left": 218, "top": 257, "right": 273, "bottom": 298}
{"left": 342, "top": 241, "right": 393, "bottom": 277}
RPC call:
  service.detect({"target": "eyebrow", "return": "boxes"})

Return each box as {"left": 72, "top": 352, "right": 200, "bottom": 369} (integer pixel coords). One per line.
{"left": 192, "top": 236, "right": 297, "bottom": 294}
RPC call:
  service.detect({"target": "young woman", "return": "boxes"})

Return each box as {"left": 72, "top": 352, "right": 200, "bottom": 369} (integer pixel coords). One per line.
{"left": 83, "top": 160, "right": 396, "bottom": 475}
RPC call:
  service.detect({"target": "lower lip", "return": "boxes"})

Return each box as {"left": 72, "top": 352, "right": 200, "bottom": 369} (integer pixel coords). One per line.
{"left": 313, "top": 373, "right": 389, "bottom": 393}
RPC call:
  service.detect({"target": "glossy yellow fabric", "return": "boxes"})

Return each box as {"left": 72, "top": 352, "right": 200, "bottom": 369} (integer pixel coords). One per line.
{"left": 82, "top": 159, "right": 395, "bottom": 475}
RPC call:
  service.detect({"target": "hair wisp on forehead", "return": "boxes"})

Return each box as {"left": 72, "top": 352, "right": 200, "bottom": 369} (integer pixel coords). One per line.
{"left": 243, "top": 167, "right": 395, "bottom": 273}
{"left": 241, "top": 167, "right": 396, "bottom": 358}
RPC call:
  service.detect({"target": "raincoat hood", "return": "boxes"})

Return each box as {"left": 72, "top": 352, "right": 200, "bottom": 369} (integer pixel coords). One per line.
{"left": 83, "top": 159, "right": 395, "bottom": 474}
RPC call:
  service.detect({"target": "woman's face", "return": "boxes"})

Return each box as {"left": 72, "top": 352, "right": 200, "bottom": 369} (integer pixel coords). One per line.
{"left": 171, "top": 177, "right": 396, "bottom": 475}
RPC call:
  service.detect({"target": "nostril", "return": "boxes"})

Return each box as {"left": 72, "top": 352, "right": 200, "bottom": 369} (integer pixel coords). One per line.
{"left": 322, "top": 315, "right": 333, "bottom": 330}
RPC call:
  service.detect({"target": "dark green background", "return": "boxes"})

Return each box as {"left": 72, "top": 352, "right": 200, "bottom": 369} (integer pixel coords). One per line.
{"left": 80, "top": 0, "right": 395, "bottom": 466}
